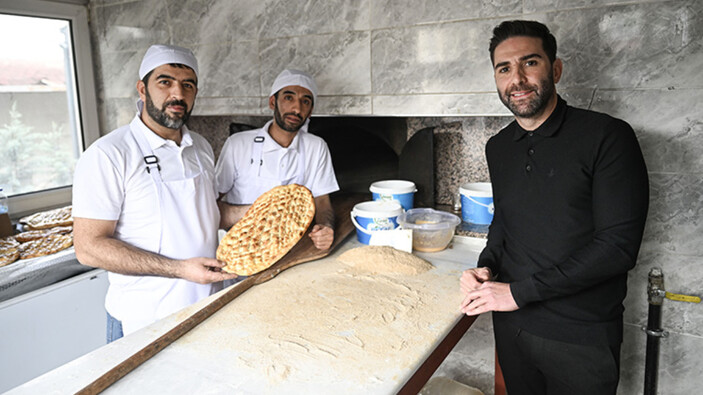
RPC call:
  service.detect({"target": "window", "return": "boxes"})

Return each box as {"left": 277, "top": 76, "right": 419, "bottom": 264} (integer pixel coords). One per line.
{"left": 0, "top": 0, "right": 99, "bottom": 216}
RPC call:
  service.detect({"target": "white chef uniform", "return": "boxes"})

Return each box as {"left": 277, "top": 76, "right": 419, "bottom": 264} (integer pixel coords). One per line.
{"left": 215, "top": 119, "right": 339, "bottom": 205}
{"left": 72, "top": 113, "right": 220, "bottom": 335}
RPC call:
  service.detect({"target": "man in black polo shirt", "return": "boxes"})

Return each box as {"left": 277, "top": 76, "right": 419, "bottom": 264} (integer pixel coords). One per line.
{"left": 459, "top": 20, "right": 649, "bottom": 394}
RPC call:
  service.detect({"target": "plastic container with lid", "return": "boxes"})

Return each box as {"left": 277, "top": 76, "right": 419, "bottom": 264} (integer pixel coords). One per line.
{"left": 459, "top": 183, "right": 493, "bottom": 225}
{"left": 350, "top": 200, "right": 404, "bottom": 245}
{"left": 369, "top": 180, "right": 417, "bottom": 211}
{"left": 397, "top": 208, "right": 460, "bottom": 252}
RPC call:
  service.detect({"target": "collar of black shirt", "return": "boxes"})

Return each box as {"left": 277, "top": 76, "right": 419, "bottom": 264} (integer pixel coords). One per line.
{"left": 512, "top": 95, "right": 568, "bottom": 141}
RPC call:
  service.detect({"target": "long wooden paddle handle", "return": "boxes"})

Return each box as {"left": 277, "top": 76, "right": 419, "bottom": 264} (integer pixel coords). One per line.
{"left": 75, "top": 194, "right": 361, "bottom": 393}
{"left": 75, "top": 229, "right": 343, "bottom": 394}
{"left": 75, "top": 275, "right": 259, "bottom": 395}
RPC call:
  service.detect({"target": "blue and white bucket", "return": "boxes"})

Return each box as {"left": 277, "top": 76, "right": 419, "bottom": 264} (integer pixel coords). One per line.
{"left": 350, "top": 201, "right": 404, "bottom": 244}
{"left": 369, "top": 180, "right": 417, "bottom": 211}
{"left": 459, "top": 183, "right": 494, "bottom": 225}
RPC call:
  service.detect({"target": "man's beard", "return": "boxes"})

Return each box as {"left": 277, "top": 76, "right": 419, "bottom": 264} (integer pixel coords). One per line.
{"left": 273, "top": 101, "right": 305, "bottom": 133}
{"left": 499, "top": 72, "right": 555, "bottom": 119}
{"left": 145, "top": 88, "right": 191, "bottom": 130}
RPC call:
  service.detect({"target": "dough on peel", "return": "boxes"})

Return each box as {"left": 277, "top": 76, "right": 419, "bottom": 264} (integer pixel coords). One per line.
{"left": 337, "top": 245, "right": 433, "bottom": 275}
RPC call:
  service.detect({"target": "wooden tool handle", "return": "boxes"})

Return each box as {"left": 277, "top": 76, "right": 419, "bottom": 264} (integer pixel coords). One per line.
{"left": 76, "top": 193, "right": 363, "bottom": 393}
{"left": 75, "top": 275, "right": 257, "bottom": 394}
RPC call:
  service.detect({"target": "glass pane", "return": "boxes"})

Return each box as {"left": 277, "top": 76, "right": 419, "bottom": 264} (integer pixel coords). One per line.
{"left": 0, "top": 14, "right": 82, "bottom": 198}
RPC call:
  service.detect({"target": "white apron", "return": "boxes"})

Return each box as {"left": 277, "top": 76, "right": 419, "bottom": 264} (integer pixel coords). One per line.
{"left": 236, "top": 127, "right": 306, "bottom": 204}
{"left": 115, "top": 125, "right": 220, "bottom": 335}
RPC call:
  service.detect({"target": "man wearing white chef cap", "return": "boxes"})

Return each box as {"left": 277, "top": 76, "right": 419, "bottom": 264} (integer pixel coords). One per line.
{"left": 73, "top": 44, "right": 238, "bottom": 342}
{"left": 216, "top": 69, "right": 339, "bottom": 250}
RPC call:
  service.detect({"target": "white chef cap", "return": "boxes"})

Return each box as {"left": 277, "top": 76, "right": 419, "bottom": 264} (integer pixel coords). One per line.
{"left": 269, "top": 69, "right": 317, "bottom": 105}
{"left": 139, "top": 44, "right": 199, "bottom": 80}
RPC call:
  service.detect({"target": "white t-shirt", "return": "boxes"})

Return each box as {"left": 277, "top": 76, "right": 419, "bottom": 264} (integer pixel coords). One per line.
{"left": 72, "top": 115, "right": 218, "bottom": 332}
{"left": 215, "top": 120, "right": 339, "bottom": 204}
{"left": 73, "top": 116, "right": 217, "bottom": 252}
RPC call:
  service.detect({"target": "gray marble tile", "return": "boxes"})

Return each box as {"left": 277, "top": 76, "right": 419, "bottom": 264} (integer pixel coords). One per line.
{"left": 97, "top": 50, "right": 143, "bottom": 99}
{"left": 90, "top": 0, "right": 134, "bottom": 4}
{"left": 100, "top": 97, "right": 138, "bottom": 136}
{"left": 589, "top": 88, "right": 703, "bottom": 174}
{"left": 165, "top": 0, "right": 264, "bottom": 45}
{"left": 371, "top": 21, "right": 497, "bottom": 95}
{"left": 191, "top": 97, "right": 264, "bottom": 117}
{"left": 372, "top": 93, "right": 510, "bottom": 116}
{"left": 313, "top": 96, "right": 372, "bottom": 115}
{"left": 642, "top": 173, "right": 703, "bottom": 256}
{"left": 556, "top": 88, "right": 599, "bottom": 109}
{"left": 93, "top": 0, "right": 170, "bottom": 52}
{"left": 259, "top": 0, "right": 370, "bottom": 39}
{"left": 371, "top": 0, "right": 521, "bottom": 29}
{"left": 625, "top": 250, "right": 703, "bottom": 338}
{"left": 619, "top": 324, "right": 703, "bottom": 394}
{"left": 546, "top": 0, "right": 703, "bottom": 90}
{"left": 259, "top": 32, "right": 371, "bottom": 97}
{"left": 257, "top": 97, "right": 272, "bottom": 114}
{"left": 193, "top": 42, "right": 260, "bottom": 98}
{"left": 654, "top": 331, "right": 703, "bottom": 394}
{"left": 88, "top": 4, "right": 103, "bottom": 65}
{"left": 524, "top": 0, "right": 660, "bottom": 13}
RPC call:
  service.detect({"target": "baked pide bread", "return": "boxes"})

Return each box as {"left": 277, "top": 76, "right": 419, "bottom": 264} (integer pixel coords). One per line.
{"left": 0, "top": 237, "right": 20, "bottom": 268}
{"left": 20, "top": 206, "right": 73, "bottom": 230}
{"left": 15, "top": 226, "right": 73, "bottom": 243}
{"left": 0, "top": 247, "right": 19, "bottom": 268}
{"left": 0, "top": 236, "right": 19, "bottom": 250}
{"left": 217, "top": 184, "right": 316, "bottom": 276}
{"left": 18, "top": 233, "right": 73, "bottom": 260}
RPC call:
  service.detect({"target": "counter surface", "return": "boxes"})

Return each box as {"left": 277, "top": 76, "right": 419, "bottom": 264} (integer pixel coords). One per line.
{"left": 10, "top": 236, "right": 485, "bottom": 394}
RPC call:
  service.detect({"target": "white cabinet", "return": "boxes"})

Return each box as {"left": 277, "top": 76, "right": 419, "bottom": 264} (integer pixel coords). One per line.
{"left": 0, "top": 269, "right": 109, "bottom": 392}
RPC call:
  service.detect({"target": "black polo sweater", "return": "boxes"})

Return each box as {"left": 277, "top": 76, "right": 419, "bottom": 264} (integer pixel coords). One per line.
{"left": 478, "top": 96, "right": 649, "bottom": 346}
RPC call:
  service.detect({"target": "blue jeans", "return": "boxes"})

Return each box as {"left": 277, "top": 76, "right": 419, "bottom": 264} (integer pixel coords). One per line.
{"left": 106, "top": 311, "right": 124, "bottom": 343}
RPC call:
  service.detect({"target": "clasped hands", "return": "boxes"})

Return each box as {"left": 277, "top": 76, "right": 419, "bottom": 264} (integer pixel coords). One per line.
{"left": 460, "top": 267, "right": 519, "bottom": 315}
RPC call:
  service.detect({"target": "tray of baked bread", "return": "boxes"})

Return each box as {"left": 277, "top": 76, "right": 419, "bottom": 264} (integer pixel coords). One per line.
{"left": 0, "top": 206, "right": 74, "bottom": 269}
{"left": 0, "top": 206, "right": 87, "bottom": 303}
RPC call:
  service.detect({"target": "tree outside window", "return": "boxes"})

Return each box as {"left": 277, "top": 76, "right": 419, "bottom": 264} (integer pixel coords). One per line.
{"left": 0, "top": 14, "right": 81, "bottom": 198}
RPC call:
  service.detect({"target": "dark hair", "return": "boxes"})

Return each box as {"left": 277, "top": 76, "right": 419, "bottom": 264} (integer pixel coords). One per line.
{"left": 489, "top": 20, "right": 557, "bottom": 65}
{"left": 141, "top": 63, "right": 196, "bottom": 85}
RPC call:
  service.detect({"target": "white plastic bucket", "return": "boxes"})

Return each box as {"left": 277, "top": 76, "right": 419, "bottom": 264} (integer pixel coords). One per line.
{"left": 369, "top": 180, "right": 417, "bottom": 211}
{"left": 459, "top": 183, "right": 494, "bottom": 225}
{"left": 350, "top": 201, "right": 403, "bottom": 244}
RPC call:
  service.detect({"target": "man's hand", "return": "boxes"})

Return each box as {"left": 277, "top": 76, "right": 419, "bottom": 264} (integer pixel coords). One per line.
{"left": 309, "top": 224, "right": 333, "bottom": 250}
{"left": 74, "top": 217, "right": 241, "bottom": 283}
{"left": 177, "top": 257, "right": 240, "bottom": 284}
{"left": 460, "top": 281, "right": 519, "bottom": 316}
{"left": 460, "top": 267, "right": 493, "bottom": 295}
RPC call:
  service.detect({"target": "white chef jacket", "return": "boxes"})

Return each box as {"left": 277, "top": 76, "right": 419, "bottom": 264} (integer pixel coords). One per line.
{"left": 215, "top": 120, "right": 339, "bottom": 204}
{"left": 72, "top": 114, "right": 220, "bottom": 335}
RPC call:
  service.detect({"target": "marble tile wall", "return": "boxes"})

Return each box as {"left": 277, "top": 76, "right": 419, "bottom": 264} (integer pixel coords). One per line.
{"left": 88, "top": 0, "right": 703, "bottom": 393}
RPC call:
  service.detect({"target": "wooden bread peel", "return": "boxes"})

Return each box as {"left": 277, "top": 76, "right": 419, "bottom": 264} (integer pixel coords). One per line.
{"left": 76, "top": 194, "right": 364, "bottom": 394}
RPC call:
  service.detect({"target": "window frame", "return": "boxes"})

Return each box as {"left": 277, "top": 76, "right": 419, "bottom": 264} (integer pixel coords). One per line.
{"left": 0, "top": 0, "right": 99, "bottom": 217}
